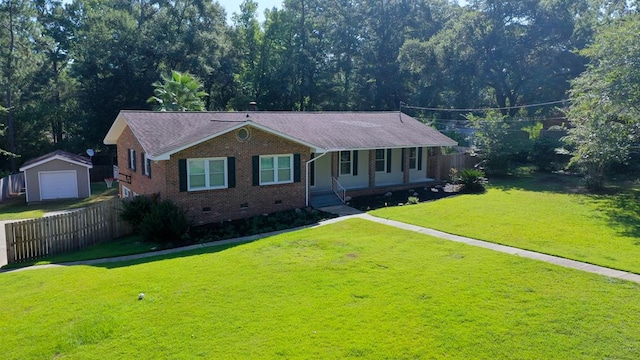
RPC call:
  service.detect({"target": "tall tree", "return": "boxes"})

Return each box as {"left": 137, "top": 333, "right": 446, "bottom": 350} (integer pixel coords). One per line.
{"left": 34, "top": 0, "right": 79, "bottom": 147}
{"left": 145, "top": 0, "right": 231, "bottom": 110}
{"left": 399, "top": 0, "right": 587, "bottom": 115}
{"left": 564, "top": 13, "right": 640, "bottom": 190}
{"left": 0, "top": 0, "right": 44, "bottom": 171}
{"left": 69, "top": 0, "right": 157, "bottom": 148}
{"left": 229, "top": 0, "right": 264, "bottom": 109}
{"left": 0, "top": 105, "right": 10, "bottom": 157}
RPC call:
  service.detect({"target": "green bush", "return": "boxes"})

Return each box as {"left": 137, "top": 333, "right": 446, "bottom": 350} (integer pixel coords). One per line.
{"left": 138, "top": 200, "right": 192, "bottom": 245}
{"left": 406, "top": 196, "right": 419, "bottom": 205}
{"left": 119, "top": 195, "right": 157, "bottom": 231}
{"left": 457, "top": 169, "right": 487, "bottom": 194}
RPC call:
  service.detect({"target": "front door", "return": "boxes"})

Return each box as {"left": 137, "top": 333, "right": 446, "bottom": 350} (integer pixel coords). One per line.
{"left": 311, "top": 153, "right": 332, "bottom": 192}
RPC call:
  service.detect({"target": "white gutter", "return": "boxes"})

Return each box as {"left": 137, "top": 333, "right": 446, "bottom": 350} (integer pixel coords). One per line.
{"left": 305, "top": 151, "right": 329, "bottom": 207}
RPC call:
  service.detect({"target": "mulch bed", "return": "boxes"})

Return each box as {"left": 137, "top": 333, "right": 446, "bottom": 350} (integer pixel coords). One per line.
{"left": 348, "top": 183, "right": 460, "bottom": 211}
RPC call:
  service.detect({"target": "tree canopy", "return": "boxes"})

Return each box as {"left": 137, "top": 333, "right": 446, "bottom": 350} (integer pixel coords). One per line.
{"left": 564, "top": 12, "right": 640, "bottom": 189}
{"left": 0, "top": 0, "right": 639, "bottom": 181}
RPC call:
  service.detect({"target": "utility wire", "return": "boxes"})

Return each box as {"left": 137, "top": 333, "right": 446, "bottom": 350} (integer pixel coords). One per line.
{"left": 400, "top": 99, "right": 569, "bottom": 112}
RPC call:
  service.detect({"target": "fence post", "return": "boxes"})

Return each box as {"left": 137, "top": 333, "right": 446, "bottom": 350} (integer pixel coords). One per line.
{"left": 5, "top": 222, "right": 15, "bottom": 264}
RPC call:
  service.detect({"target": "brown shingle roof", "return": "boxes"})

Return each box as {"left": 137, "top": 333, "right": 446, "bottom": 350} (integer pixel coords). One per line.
{"left": 19, "top": 150, "right": 93, "bottom": 171}
{"left": 111, "top": 110, "right": 457, "bottom": 158}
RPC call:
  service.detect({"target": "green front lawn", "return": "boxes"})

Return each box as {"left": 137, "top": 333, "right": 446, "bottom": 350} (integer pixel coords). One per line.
{"left": 1, "top": 219, "right": 639, "bottom": 359}
{"left": 371, "top": 173, "right": 640, "bottom": 273}
{"left": 0, "top": 235, "right": 157, "bottom": 269}
{"left": 0, "top": 182, "right": 118, "bottom": 220}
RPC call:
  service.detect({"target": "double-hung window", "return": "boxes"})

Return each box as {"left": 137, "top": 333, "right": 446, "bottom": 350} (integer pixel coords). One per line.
{"left": 375, "top": 149, "right": 387, "bottom": 172}
{"left": 187, "top": 158, "right": 227, "bottom": 191}
{"left": 340, "top": 151, "right": 352, "bottom": 175}
{"left": 260, "top": 154, "right": 293, "bottom": 185}
{"left": 128, "top": 149, "right": 136, "bottom": 171}
{"left": 408, "top": 148, "right": 417, "bottom": 170}
{"left": 142, "top": 153, "right": 152, "bottom": 178}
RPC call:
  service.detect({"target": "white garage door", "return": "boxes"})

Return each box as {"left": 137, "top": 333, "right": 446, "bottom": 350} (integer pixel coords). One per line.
{"left": 39, "top": 171, "right": 78, "bottom": 200}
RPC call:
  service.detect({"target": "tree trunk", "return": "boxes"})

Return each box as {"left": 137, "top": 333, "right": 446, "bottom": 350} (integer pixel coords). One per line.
{"left": 6, "top": 0, "right": 17, "bottom": 172}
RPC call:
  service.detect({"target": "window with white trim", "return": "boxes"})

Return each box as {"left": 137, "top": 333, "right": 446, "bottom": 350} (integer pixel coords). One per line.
{"left": 122, "top": 185, "right": 132, "bottom": 198}
{"left": 128, "top": 149, "right": 136, "bottom": 170}
{"left": 260, "top": 154, "right": 293, "bottom": 185}
{"left": 339, "top": 151, "right": 352, "bottom": 175}
{"left": 375, "top": 149, "right": 387, "bottom": 172}
{"left": 408, "top": 148, "right": 417, "bottom": 170}
{"left": 187, "top": 158, "right": 228, "bottom": 191}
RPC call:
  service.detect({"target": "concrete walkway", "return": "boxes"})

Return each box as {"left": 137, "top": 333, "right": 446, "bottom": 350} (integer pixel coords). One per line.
{"left": 319, "top": 205, "right": 640, "bottom": 284}
{"left": 3, "top": 204, "right": 640, "bottom": 285}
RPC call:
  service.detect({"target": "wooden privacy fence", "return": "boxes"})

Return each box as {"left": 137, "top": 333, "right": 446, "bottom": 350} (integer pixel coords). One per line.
{"left": 428, "top": 152, "right": 480, "bottom": 181}
{"left": 4, "top": 198, "right": 133, "bottom": 264}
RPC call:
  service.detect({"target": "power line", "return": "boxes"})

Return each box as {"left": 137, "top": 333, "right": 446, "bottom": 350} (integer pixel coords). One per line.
{"left": 425, "top": 116, "right": 567, "bottom": 124}
{"left": 400, "top": 99, "right": 570, "bottom": 113}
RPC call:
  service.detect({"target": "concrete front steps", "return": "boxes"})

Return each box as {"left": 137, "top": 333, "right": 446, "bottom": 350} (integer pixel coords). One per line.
{"left": 310, "top": 191, "right": 343, "bottom": 208}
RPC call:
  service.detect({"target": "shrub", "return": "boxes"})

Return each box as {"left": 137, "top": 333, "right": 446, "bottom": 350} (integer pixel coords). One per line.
{"left": 406, "top": 196, "right": 419, "bottom": 205}
{"left": 456, "top": 169, "right": 487, "bottom": 194}
{"left": 119, "top": 195, "right": 157, "bottom": 232}
{"left": 138, "top": 200, "right": 192, "bottom": 245}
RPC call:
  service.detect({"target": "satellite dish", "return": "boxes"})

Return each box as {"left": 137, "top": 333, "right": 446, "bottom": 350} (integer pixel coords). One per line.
{"left": 86, "top": 149, "right": 95, "bottom": 157}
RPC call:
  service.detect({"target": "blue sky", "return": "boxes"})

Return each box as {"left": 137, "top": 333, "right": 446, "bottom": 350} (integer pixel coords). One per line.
{"left": 219, "top": 0, "right": 282, "bottom": 21}
{"left": 62, "top": 0, "right": 469, "bottom": 24}
{"left": 220, "top": 0, "right": 469, "bottom": 21}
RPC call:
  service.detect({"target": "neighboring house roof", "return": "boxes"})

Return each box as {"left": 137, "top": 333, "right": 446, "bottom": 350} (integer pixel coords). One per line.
{"left": 19, "top": 150, "right": 93, "bottom": 171}
{"left": 104, "top": 110, "right": 457, "bottom": 160}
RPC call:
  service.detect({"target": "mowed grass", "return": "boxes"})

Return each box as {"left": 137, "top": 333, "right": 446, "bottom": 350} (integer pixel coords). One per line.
{"left": 0, "top": 235, "right": 157, "bottom": 270}
{"left": 0, "top": 182, "right": 118, "bottom": 220}
{"left": 1, "top": 219, "right": 639, "bottom": 359}
{"left": 371, "top": 174, "right": 640, "bottom": 273}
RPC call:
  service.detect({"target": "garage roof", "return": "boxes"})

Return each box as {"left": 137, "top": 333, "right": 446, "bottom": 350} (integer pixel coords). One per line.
{"left": 19, "top": 150, "right": 93, "bottom": 172}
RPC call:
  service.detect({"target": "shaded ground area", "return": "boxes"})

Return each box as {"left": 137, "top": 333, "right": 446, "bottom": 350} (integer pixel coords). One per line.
{"left": 348, "top": 184, "right": 459, "bottom": 211}
{"left": 191, "top": 208, "right": 337, "bottom": 242}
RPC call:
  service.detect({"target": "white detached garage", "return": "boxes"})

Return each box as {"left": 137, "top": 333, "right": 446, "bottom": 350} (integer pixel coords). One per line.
{"left": 19, "top": 150, "right": 93, "bottom": 203}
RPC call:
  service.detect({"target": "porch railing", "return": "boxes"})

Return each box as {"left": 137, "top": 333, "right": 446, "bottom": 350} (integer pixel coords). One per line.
{"left": 331, "top": 177, "right": 346, "bottom": 204}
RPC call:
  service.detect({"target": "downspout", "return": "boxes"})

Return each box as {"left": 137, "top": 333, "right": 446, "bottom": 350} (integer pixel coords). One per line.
{"left": 305, "top": 151, "right": 329, "bottom": 207}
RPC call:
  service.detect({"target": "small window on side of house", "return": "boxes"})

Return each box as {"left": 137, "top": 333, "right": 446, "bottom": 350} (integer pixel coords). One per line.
{"left": 122, "top": 185, "right": 132, "bottom": 198}
{"left": 143, "top": 155, "right": 152, "bottom": 177}
{"left": 128, "top": 149, "right": 136, "bottom": 171}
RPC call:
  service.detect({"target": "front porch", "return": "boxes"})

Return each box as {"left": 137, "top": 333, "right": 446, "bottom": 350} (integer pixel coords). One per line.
{"left": 308, "top": 147, "right": 441, "bottom": 207}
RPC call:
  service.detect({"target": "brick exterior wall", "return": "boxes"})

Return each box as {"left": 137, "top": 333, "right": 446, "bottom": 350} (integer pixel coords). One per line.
{"left": 117, "top": 126, "right": 167, "bottom": 196}
{"left": 117, "top": 125, "right": 311, "bottom": 225}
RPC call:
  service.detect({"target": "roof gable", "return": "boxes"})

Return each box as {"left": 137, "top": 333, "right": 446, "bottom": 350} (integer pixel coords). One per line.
{"left": 20, "top": 150, "right": 93, "bottom": 171}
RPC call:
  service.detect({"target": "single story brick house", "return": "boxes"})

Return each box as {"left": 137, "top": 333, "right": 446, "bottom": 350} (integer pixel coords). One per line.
{"left": 103, "top": 110, "right": 456, "bottom": 224}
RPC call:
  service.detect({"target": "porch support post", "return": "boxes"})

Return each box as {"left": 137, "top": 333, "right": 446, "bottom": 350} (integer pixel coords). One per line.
{"left": 402, "top": 147, "right": 410, "bottom": 184}
{"left": 368, "top": 150, "right": 376, "bottom": 188}
{"left": 305, "top": 151, "right": 328, "bottom": 207}
{"left": 433, "top": 147, "right": 443, "bottom": 180}
{"left": 331, "top": 152, "right": 339, "bottom": 178}
{"left": 304, "top": 152, "right": 327, "bottom": 207}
